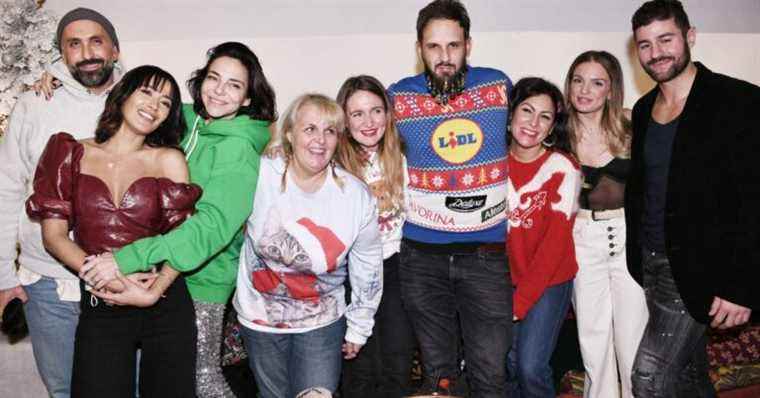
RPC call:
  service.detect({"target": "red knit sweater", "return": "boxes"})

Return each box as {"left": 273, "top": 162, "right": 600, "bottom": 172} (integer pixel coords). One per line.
{"left": 507, "top": 150, "right": 580, "bottom": 319}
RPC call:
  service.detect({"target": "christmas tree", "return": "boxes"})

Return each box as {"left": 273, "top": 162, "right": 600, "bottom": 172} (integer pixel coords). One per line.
{"left": 0, "top": 0, "right": 57, "bottom": 137}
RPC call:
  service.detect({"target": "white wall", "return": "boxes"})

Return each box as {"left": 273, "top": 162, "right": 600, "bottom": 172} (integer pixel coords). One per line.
{"left": 43, "top": 0, "right": 760, "bottom": 37}
{"left": 43, "top": 1, "right": 760, "bottom": 112}
{"left": 116, "top": 32, "right": 760, "bottom": 111}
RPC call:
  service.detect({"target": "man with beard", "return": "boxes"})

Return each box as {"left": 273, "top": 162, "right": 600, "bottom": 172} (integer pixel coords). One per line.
{"left": 0, "top": 8, "right": 121, "bottom": 398}
{"left": 387, "top": 1, "right": 512, "bottom": 396}
{"left": 625, "top": 1, "right": 758, "bottom": 396}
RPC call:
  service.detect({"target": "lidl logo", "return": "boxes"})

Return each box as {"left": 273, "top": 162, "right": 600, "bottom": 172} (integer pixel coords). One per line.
{"left": 430, "top": 119, "right": 483, "bottom": 164}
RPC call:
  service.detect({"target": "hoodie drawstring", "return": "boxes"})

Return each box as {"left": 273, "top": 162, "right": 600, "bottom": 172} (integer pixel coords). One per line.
{"left": 184, "top": 115, "right": 202, "bottom": 160}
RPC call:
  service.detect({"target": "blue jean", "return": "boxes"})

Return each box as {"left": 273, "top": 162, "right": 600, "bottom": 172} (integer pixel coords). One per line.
{"left": 506, "top": 280, "right": 573, "bottom": 398}
{"left": 399, "top": 240, "right": 512, "bottom": 398}
{"left": 631, "top": 252, "right": 715, "bottom": 398}
{"left": 241, "top": 317, "right": 346, "bottom": 398}
{"left": 22, "top": 276, "right": 80, "bottom": 398}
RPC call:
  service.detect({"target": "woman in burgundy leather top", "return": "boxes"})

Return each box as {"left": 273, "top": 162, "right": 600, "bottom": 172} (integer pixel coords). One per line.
{"left": 26, "top": 65, "right": 202, "bottom": 398}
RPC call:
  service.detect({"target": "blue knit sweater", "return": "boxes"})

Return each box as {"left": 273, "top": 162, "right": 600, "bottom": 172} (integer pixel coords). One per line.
{"left": 388, "top": 67, "right": 512, "bottom": 243}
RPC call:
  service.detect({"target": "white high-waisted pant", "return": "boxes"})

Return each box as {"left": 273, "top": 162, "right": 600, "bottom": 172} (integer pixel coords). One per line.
{"left": 572, "top": 211, "right": 648, "bottom": 398}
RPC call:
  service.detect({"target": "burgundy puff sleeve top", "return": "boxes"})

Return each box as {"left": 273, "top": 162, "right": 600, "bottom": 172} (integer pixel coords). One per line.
{"left": 26, "top": 133, "right": 202, "bottom": 256}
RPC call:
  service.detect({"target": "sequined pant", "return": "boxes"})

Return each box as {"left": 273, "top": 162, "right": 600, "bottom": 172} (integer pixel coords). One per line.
{"left": 194, "top": 300, "right": 235, "bottom": 398}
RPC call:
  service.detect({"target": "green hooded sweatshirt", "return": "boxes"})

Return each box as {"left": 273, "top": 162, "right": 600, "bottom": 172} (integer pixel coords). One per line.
{"left": 114, "top": 104, "right": 271, "bottom": 303}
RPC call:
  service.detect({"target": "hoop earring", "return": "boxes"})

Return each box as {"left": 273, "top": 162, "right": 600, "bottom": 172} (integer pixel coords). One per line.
{"left": 542, "top": 134, "right": 556, "bottom": 148}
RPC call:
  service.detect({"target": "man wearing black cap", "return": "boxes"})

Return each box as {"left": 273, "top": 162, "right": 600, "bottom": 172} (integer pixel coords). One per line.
{"left": 0, "top": 7, "right": 122, "bottom": 398}
{"left": 54, "top": 7, "right": 120, "bottom": 93}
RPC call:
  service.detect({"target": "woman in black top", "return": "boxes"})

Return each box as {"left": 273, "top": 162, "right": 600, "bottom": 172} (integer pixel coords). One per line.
{"left": 564, "top": 51, "right": 648, "bottom": 398}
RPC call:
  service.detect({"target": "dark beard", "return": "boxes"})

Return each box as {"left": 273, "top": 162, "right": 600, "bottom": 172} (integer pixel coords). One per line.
{"left": 643, "top": 43, "right": 691, "bottom": 83}
{"left": 425, "top": 63, "right": 467, "bottom": 105}
{"left": 69, "top": 58, "right": 115, "bottom": 88}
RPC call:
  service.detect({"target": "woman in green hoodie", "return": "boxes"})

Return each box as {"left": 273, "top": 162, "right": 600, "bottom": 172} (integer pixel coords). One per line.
{"left": 81, "top": 41, "right": 276, "bottom": 397}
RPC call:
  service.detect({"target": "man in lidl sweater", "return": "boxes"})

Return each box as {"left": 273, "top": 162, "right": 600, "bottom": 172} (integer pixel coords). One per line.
{"left": 387, "top": 1, "right": 512, "bottom": 396}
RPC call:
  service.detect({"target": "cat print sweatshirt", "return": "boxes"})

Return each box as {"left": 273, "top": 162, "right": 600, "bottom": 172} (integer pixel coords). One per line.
{"left": 234, "top": 157, "right": 383, "bottom": 345}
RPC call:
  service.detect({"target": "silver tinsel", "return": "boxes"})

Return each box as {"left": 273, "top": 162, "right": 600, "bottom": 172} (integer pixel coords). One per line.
{"left": 193, "top": 300, "right": 236, "bottom": 398}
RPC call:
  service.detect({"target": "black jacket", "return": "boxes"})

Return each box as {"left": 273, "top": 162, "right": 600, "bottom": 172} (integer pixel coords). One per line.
{"left": 625, "top": 62, "right": 760, "bottom": 324}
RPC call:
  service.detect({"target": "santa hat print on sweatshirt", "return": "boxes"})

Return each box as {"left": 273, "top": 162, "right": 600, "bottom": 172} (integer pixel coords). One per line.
{"left": 285, "top": 218, "right": 346, "bottom": 273}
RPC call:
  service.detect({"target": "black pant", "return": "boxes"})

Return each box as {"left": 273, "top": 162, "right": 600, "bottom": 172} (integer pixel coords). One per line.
{"left": 71, "top": 276, "right": 197, "bottom": 398}
{"left": 399, "top": 240, "right": 512, "bottom": 398}
{"left": 342, "top": 254, "right": 416, "bottom": 398}
{"left": 631, "top": 251, "right": 715, "bottom": 398}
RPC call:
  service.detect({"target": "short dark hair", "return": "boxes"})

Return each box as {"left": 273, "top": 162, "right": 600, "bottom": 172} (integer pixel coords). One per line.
{"left": 416, "top": 0, "right": 470, "bottom": 42}
{"left": 95, "top": 65, "right": 184, "bottom": 148}
{"left": 188, "top": 41, "right": 277, "bottom": 123}
{"left": 632, "top": 0, "right": 691, "bottom": 35}
{"left": 508, "top": 77, "right": 571, "bottom": 154}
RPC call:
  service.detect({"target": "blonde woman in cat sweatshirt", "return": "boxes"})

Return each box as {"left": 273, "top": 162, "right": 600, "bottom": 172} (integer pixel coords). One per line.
{"left": 234, "top": 93, "right": 383, "bottom": 398}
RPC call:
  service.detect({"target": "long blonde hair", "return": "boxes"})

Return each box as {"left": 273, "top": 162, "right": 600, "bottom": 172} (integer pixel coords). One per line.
{"left": 335, "top": 75, "right": 405, "bottom": 213}
{"left": 276, "top": 93, "right": 346, "bottom": 191}
{"left": 564, "top": 50, "right": 632, "bottom": 158}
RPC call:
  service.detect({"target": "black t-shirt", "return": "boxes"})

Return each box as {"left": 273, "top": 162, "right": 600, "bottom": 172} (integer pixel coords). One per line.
{"left": 641, "top": 117, "right": 679, "bottom": 253}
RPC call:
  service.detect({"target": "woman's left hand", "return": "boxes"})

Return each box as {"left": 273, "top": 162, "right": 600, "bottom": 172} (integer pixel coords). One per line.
{"left": 90, "top": 271, "right": 161, "bottom": 307}
{"left": 80, "top": 252, "right": 119, "bottom": 289}
{"left": 342, "top": 341, "right": 363, "bottom": 360}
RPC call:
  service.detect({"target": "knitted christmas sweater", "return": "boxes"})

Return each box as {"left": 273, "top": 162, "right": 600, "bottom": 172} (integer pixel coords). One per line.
{"left": 507, "top": 150, "right": 580, "bottom": 319}
{"left": 388, "top": 67, "right": 511, "bottom": 243}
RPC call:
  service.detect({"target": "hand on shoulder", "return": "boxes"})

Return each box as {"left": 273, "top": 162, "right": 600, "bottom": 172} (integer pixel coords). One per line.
{"left": 28, "top": 71, "right": 60, "bottom": 101}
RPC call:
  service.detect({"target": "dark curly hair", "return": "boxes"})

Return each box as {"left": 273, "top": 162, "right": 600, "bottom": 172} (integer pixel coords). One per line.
{"left": 187, "top": 41, "right": 277, "bottom": 123}
{"left": 95, "top": 65, "right": 184, "bottom": 148}
{"left": 508, "top": 77, "right": 571, "bottom": 154}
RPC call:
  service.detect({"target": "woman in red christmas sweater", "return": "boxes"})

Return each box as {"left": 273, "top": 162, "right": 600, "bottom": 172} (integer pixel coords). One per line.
{"left": 505, "top": 77, "right": 581, "bottom": 398}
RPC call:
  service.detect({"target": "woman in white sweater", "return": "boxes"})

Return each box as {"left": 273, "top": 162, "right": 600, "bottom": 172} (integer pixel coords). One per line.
{"left": 233, "top": 93, "right": 383, "bottom": 397}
